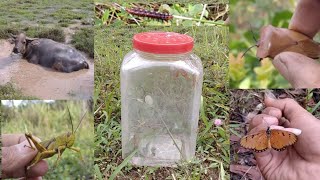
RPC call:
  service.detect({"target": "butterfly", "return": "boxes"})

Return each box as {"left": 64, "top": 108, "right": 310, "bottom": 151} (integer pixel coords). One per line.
{"left": 240, "top": 127, "right": 298, "bottom": 152}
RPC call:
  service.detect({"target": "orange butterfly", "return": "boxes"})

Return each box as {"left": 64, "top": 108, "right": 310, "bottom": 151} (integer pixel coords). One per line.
{"left": 240, "top": 127, "right": 298, "bottom": 152}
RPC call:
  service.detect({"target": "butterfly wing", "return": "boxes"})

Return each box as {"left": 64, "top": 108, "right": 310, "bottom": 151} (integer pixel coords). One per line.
{"left": 270, "top": 129, "right": 298, "bottom": 151}
{"left": 240, "top": 130, "right": 269, "bottom": 152}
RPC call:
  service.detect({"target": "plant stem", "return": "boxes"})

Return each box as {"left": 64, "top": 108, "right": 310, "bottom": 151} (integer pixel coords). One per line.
{"left": 173, "top": 15, "right": 227, "bottom": 26}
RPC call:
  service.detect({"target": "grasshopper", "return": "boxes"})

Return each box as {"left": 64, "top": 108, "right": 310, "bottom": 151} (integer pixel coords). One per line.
{"left": 24, "top": 108, "right": 87, "bottom": 170}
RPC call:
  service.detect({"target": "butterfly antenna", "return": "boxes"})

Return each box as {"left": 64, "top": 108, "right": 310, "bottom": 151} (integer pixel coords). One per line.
{"left": 241, "top": 44, "right": 257, "bottom": 58}
{"left": 75, "top": 111, "right": 87, "bottom": 133}
{"left": 249, "top": 23, "right": 258, "bottom": 43}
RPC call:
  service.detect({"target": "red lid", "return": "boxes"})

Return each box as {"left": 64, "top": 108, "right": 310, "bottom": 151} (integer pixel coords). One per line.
{"left": 133, "top": 32, "right": 194, "bottom": 54}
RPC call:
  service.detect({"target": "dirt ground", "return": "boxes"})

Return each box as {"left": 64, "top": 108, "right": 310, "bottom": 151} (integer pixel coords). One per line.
{"left": 0, "top": 39, "right": 94, "bottom": 99}
{"left": 229, "top": 89, "right": 320, "bottom": 180}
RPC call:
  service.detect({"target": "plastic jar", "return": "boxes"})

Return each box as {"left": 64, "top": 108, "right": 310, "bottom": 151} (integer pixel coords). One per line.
{"left": 121, "top": 32, "right": 203, "bottom": 166}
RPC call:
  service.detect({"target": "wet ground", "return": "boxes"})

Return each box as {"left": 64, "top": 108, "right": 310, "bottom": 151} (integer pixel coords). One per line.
{"left": 0, "top": 39, "right": 93, "bottom": 99}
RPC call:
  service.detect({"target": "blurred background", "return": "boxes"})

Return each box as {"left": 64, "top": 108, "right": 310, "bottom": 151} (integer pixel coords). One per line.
{"left": 0, "top": 100, "right": 94, "bottom": 179}
{"left": 229, "top": 0, "right": 298, "bottom": 88}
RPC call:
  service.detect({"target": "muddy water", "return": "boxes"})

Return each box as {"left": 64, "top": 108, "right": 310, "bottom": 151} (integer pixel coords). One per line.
{"left": 0, "top": 40, "right": 94, "bottom": 99}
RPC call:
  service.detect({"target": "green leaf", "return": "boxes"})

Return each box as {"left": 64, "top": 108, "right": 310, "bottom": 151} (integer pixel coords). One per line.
{"left": 271, "top": 10, "right": 293, "bottom": 27}
{"left": 94, "top": 164, "right": 103, "bottom": 180}
{"left": 109, "top": 149, "right": 138, "bottom": 180}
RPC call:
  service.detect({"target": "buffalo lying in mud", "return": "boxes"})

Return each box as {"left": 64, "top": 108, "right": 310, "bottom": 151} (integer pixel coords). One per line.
{"left": 11, "top": 33, "right": 89, "bottom": 73}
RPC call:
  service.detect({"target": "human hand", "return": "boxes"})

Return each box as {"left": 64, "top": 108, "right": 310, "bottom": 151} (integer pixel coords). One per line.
{"left": 1, "top": 134, "right": 49, "bottom": 179}
{"left": 249, "top": 93, "right": 320, "bottom": 180}
{"left": 289, "top": 0, "right": 320, "bottom": 38}
{"left": 273, "top": 52, "right": 320, "bottom": 88}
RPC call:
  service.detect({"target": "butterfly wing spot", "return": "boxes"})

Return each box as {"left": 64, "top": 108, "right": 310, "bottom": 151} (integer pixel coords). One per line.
{"left": 240, "top": 130, "right": 269, "bottom": 152}
{"left": 270, "top": 130, "right": 298, "bottom": 151}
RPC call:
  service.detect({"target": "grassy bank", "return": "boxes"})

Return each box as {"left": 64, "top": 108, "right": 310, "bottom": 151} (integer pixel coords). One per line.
{"left": 0, "top": 83, "right": 37, "bottom": 100}
{"left": 0, "top": 0, "right": 92, "bottom": 27}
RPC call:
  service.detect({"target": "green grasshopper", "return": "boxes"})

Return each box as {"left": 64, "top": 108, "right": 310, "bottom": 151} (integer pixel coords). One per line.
{"left": 24, "top": 108, "right": 87, "bottom": 169}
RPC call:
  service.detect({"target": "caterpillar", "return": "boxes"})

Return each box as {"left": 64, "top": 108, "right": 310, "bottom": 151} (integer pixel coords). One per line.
{"left": 126, "top": 8, "right": 173, "bottom": 21}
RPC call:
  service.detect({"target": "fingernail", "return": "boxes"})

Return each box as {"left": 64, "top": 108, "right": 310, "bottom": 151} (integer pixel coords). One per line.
{"left": 264, "top": 90, "right": 276, "bottom": 99}
{"left": 263, "top": 116, "right": 278, "bottom": 125}
{"left": 288, "top": 128, "right": 302, "bottom": 136}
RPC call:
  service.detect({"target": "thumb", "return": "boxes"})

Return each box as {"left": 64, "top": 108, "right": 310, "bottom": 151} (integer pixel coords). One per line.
{"left": 273, "top": 52, "right": 320, "bottom": 88}
{"left": 1, "top": 139, "right": 46, "bottom": 179}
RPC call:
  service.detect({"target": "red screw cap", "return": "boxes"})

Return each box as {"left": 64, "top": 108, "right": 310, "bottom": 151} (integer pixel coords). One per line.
{"left": 133, "top": 32, "right": 194, "bottom": 54}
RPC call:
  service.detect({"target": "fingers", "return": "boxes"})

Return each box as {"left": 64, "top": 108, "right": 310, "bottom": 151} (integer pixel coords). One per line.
{"left": 249, "top": 114, "right": 279, "bottom": 132}
{"left": 262, "top": 107, "right": 282, "bottom": 119}
{"left": 2, "top": 134, "right": 27, "bottom": 147}
{"left": 26, "top": 160, "right": 49, "bottom": 178}
{"left": 273, "top": 52, "right": 320, "bottom": 88}
{"left": 264, "top": 93, "right": 317, "bottom": 125}
{"left": 1, "top": 139, "right": 47, "bottom": 179}
{"left": 289, "top": 0, "right": 320, "bottom": 38}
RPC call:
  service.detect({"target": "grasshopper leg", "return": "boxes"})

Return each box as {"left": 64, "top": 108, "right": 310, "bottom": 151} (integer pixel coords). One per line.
{"left": 25, "top": 133, "right": 47, "bottom": 152}
{"left": 27, "top": 149, "right": 57, "bottom": 169}
{"left": 54, "top": 145, "right": 66, "bottom": 168}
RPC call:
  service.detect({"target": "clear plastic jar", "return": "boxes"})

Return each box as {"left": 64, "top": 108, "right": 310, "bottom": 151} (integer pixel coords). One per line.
{"left": 121, "top": 32, "right": 203, "bottom": 166}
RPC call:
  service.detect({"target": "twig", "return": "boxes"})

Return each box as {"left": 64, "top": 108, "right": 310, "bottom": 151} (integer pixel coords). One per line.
{"left": 173, "top": 15, "right": 226, "bottom": 26}
{"left": 197, "top": 4, "right": 207, "bottom": 26}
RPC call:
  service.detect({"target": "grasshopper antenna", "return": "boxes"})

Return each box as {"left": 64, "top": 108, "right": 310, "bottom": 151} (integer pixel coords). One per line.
{"left": 75, "top": 111, "right": 87, "bottom": 133}
{"left": 67, "top": 106, "right": 74, "bottom": 133}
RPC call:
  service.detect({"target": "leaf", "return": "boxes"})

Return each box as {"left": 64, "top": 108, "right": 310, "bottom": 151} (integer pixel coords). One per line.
{"left": 101, "top": 10, "right": 110, "bottom": 23}
{"left": 272, "top": 10, "right": 293, "bottom": 27}
{"left": 220, "top": 162, "right": 226, "bottom": 180}
{"left": 239, "top": 77, "right": 251, "bottom": 89}
{"left": 94, "top": 164, "right": 103, "bottom": 180}
{"left": 254, "top": 59, "right": 275, "bottom": 88}
{"left": 109, "top": 149, "right": 138, "bottom": 180}
{"left": 188, "top": 4, "right": 203, "bottom": 18}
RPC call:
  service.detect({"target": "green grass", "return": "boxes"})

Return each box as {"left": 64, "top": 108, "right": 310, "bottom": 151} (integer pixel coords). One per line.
{"left": 0, "top": 26, "right": 65, "bottom": 42}
{"left": 0, "top": 0, "right": 93, "bottom": 27}
{"left": 71, "top": 28, "right": 94, "bottom": 58}
{"left": 94, "top": 25, "right": 229, "bottom": 179}
{"left": 1, "top": 100, "right": 94, "bottom": 179}
{"left": 0, "top": 83, "right": 38, "bottom": 100}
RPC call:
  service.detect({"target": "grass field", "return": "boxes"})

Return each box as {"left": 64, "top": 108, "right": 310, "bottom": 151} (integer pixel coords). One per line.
{"left": 94, "top": 25, "right": 229, "bottom": 179}
{"left": 0, "top": 0, "right": 92, "bottom": 27}
{"left": 1, "top": 100, "right": 94, "bottom": 179}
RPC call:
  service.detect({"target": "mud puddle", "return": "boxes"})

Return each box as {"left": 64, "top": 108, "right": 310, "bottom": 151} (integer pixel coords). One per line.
{"left": 0, "top": 39, "right": 93, "bottom": 99}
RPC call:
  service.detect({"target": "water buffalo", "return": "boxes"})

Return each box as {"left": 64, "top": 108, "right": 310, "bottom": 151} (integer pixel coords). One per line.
{"left": 11, "top": 33, "right": 89, "bottom": 73}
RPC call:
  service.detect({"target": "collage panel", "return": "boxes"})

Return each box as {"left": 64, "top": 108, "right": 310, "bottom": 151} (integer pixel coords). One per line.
{"left": 229, "top": 0, "right": 320, "bottom": 89}
{"left": 94, "top": 23, "right": 229, "bottom": 178}
{"left": 0, "top": 100, "right": 94, "bottom": 179}
{"left": 230, "top": 89, "right": 320, "bottom": 179}
{"left": 0, "top": 0, "right": 319, "bottom": 179}
{"left": 94, "top": 2, "right": 228, "bottom": 26}
{"left": 0, "top": 0, "right": 94, "bottom": 100}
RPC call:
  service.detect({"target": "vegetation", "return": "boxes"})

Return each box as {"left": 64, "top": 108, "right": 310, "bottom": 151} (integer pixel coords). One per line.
{"left": 94, "top": 25, "right": 229, "bottom": 179}
{"left": 1, "top": 100, "right": 94, "bottom": 179}
{"left": 229, "top": 0, "right": 297, "bottom": 88}
{"left": 0, "top": 83, "right": 37, "bottom": 100}
{"left": 71, "top": 28, "right": 94, "bottom": 58}
{"left": 0, "top": 0, "right": 93, "bottom": 27}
